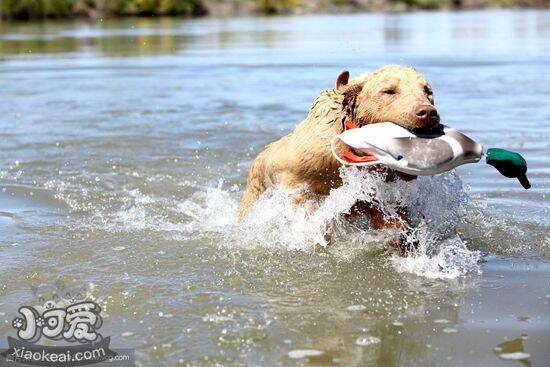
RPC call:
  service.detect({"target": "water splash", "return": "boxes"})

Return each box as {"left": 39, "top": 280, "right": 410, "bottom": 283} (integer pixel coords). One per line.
{"left": 236, "top": 168, "right": 481, "bottom": 278}
{"left": 63, "top": 166, "right": 482, "bottom": 279}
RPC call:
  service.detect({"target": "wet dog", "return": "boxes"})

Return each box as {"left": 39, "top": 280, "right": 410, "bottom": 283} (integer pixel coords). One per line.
{"left": 239, "top": 65, "right": 440, "bottom": 253}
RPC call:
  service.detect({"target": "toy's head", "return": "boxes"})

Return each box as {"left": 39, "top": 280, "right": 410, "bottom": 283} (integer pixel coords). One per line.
{"left": 486, "top": 148, "right": 530, "bottom": 189}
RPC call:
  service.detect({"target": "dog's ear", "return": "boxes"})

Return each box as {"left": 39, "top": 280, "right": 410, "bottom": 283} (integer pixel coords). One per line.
{"left": 335, "top": 70, "right": 350, "bottom": 91}
{"left": 342, "top": 83, "right": 363, "bottom": 110}
{"left": 341, "top": 82, "right": 364, "bottom": 124}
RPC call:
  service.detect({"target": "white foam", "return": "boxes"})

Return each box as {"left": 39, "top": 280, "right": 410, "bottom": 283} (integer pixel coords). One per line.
{"left": 288, "top": 349, "right": 324, "bottom": 359}
{"left": 498, "top": 352, "right": 530, "bottom": 360}
{"left": 234, "top": 168, "right": 481, "bottom": 278}
{"left": 78, "top": 167, "right": 482, "bottom": 279}
{"left": 355, "top": 336, "right": 381, "bottom": 346}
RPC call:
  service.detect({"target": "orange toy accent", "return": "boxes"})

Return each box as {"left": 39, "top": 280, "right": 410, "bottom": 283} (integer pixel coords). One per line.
{"left": 341, "top": 119, "right": 378, "bottom": 163}
{"left": 341, "top": 149, "right": 378, "bottom": 163}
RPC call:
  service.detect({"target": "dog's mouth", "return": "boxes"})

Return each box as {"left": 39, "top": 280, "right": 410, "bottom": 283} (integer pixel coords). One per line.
{"left": 411, "top": 123, "right": 444, "bottom": 138}
{"left": 373, "top": 119, "right": 442, "bottom": 135}
{"left": 373, "top": 120, "right": 443, "bottom": 136}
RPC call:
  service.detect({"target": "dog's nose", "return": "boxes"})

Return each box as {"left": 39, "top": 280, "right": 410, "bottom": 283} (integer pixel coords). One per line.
{"left": 415, "top": 104, "right": 440, "bottom": 128}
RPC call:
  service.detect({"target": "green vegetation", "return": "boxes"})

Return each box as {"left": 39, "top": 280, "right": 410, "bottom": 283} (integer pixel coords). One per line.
{"left": 1, "top": 0, "right": 76, "bottom": 19}
{"left": 101, "top": 0, "right": 207, "bottom": 16}
{"left": 0, "top": 0, "right": 547, "bottom": 20}
{"left": 260, "top": 0, "right": 301, "bottom": 14}
{"left": 0, "top": 0, "right": 207, "bottom": 19}
{"left": 392, "top": 0, "right": 450, "bottom": 10}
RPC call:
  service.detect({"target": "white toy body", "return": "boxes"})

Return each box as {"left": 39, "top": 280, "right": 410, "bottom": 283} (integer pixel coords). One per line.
{"left": 331, "top": 122, "right": 483, "bottom": 176}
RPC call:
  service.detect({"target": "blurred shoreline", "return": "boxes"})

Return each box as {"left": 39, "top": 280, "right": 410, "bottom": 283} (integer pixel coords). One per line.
{"left": 1, "top": 0, "right": 549, "bottom": 21}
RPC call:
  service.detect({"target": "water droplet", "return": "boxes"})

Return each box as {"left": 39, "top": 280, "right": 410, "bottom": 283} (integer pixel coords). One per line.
{"left": 498, "top": 352, "right": 530, "bottom": 360}
{"left": 355, "top": 336, "right": 381, "bottom": 346}
{"left": 288, "top": 349, "right": 323, "bottom": 359}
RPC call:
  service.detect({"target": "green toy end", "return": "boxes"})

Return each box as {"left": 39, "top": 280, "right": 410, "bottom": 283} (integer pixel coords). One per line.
{"left": 486, "top": 148, "right": 531, "bottom": 189}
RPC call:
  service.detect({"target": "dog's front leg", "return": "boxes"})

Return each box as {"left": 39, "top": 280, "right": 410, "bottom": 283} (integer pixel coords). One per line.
{"left": 372, "top": 206, "right": 417, "bottom": 256}
{"left": 347, "top": 201, "right": 417, "bottom": 256}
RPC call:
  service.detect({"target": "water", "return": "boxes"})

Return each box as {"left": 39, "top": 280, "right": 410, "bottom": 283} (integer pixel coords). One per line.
{"left": 1, "top": 9, "right": 549, "bottom": 366}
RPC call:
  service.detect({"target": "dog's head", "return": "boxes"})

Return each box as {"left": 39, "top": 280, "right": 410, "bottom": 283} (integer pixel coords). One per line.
{"left": 337, "top": 65, "right": 440, "bottom": 131}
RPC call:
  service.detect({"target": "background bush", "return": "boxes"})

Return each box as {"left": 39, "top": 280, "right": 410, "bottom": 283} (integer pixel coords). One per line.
{"left": 0, "top": 0, "right": 207, "bottom": 19}
{"left": 0, "top": 0, "right": 548, "bottom": 20}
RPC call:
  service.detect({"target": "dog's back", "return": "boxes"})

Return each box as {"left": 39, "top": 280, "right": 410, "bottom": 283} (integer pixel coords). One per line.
{"left": 238, "top": 87, "right": 348, "bottom": 220}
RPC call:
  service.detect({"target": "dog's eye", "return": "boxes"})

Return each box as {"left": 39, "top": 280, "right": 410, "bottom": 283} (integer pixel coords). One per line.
{"left": 424, "top": 86, "right": 433, "bottom": 95}
{"left": 383, "top": 89, "right": 396, "bottom": 95}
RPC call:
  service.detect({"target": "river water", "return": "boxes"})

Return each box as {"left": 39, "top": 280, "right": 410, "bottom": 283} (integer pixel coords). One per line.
{"left": 0, "top": 9, "right": 549, "bottom": 367}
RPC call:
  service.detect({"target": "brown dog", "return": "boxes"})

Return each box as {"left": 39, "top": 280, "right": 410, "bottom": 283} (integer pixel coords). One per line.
{"left": 239, "top": 65, "right": 440, "bottom": 253}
